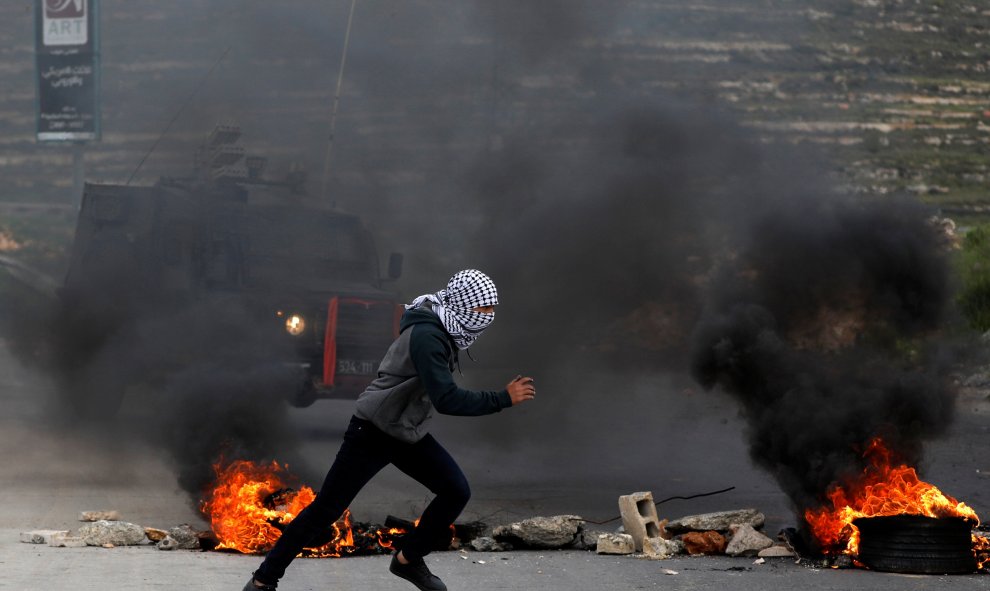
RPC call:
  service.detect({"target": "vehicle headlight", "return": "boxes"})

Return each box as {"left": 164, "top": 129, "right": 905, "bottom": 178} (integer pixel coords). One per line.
{"left": 285, "top": 314, "right": 306, "bottom": 336}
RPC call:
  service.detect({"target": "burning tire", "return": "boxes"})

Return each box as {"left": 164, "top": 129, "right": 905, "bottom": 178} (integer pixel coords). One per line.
{"left": 854, "top": 515, "right": 977, "bottom": 574}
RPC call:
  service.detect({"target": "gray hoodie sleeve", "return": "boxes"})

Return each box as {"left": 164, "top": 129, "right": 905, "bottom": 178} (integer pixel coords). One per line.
{"left": 409, "top": 322, "right": 512, "bottom": 416}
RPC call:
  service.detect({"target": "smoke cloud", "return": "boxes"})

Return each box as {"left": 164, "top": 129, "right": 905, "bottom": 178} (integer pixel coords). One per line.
{"left": 0, "top": 0, "right": 966, "bottom": 530}
{"left": 688, "top": 195, "right": 956, "bottom": 539}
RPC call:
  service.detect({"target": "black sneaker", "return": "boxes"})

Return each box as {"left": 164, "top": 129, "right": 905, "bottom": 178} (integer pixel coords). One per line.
{"left": 242, "top": 577, "right": 277, "bottom": 591}
{"left": 389, "top": 553, "right": 447, "bottom": 591}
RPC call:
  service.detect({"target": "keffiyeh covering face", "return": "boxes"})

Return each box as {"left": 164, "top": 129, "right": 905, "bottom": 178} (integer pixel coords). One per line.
{"left": 406, "top": 269, "right": 499, "bottom": 350}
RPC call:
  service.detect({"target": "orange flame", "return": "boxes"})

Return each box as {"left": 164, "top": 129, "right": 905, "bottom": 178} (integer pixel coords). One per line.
{"left": 200, "top": 459, "right": 355, "bottom": 556}
{"left": 376, "top": 528, "right": 405, "bottom": 550}
{"left": 975, "top": 535, "right": 990, "bottom": 570}
{"left": 804, "top": 438, "right": 982, "bottom": 559}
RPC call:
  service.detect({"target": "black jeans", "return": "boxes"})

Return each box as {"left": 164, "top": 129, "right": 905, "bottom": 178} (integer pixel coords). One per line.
{"left": 254, "top": 416, "right": 471, "bottom": 584}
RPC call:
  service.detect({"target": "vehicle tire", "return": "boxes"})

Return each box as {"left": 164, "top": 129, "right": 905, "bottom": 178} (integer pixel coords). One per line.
{"left": 854, "top": 515, "right": 977, "bottom": 574}
{"left": 288, "top": 381, "right": 318, "bottom": 408}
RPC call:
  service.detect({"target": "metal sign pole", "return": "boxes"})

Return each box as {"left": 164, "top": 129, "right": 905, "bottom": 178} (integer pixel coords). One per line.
{"left": 35, "top": 0, "right": 100, "bottom": 207}
{"left": 72, "top": 142, "right": 84, "bottom": 209}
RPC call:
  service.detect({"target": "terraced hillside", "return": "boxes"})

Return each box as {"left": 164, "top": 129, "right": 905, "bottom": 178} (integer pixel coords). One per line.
{"left": 1, "top": 0, "right": 990, "bottom": 259}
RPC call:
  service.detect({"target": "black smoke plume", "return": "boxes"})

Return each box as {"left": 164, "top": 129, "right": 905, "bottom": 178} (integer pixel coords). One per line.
{"left": 689, "top": 195, "right": 956, "bottom": 542}
{"left": 0, "top": 0, "right": 966, "bottom": 529}
{"left": 49, "top": 270, "right": 311, "bottom": 500}
{"left": 459, "top": 99, "right": 774, "bottom": 369}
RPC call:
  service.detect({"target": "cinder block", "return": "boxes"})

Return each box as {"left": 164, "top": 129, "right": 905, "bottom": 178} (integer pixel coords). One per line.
{"left": 618, "top": 491, "right": 665, "bottom": 551}
{"left": 596, "top": 533, "right": 635, "bottom": 555}
{"left": 20, "top": 530, "right": 69, "bottom": 544}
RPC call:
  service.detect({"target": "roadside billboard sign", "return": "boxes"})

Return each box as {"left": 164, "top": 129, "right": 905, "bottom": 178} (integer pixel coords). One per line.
{"left": 35, "top": 0, "right": 101, "bottom": 142}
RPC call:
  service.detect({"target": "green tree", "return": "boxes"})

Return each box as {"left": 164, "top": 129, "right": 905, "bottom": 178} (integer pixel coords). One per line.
{"left": 956, "top": 224, "right": 990, "bottom": 332}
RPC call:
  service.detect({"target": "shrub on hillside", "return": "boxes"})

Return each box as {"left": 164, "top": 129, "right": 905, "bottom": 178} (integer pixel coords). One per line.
{"left": 956, "top": 224, "right": 990, "bottom": 332}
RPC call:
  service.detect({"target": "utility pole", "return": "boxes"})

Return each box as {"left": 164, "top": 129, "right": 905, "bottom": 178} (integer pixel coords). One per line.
{"left": 321, "top": 0, "right": 359, "bottom": 204}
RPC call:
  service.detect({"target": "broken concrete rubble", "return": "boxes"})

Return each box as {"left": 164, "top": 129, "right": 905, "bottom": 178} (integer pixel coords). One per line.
{"left": 492, "top": 515, "right": 583, "bottom": 549}
{"left": 20, "top": 530, "right": 68, "bottom": 544}
{"left": 468, "top": 536, "right": 513, "bottom": 552}
{"left": 642, "top": 536, "right": 683, "bottom": 560}
{"left": 78, "top": 520, "right": 148, "bottom": 547}
{"left": 758, "top": 545, "right": 796, "bottom": 558}
{"left": 157, "top": 536, "right": 182, "bottom": 551}
{"left": 725, "top": 524, "right": 774, "bottom": 556}
{"left": 24, "top": 505, "right": 791, "bottom": 564}
{"left": 570, "top": 529, "right": 605, "bottom": 551}
{"left": 144, "top": 527, "right": 168, "bottom": 542}
{"left": 163, "top": 525, "right": 201, "bottom": 550}
{"left": 596, "top": 533, "right": 635, "bottom": 555}
{"left": 79, "top": 510, "right": 121, "bottom": 522}
{"left": 666, "top": 509, "right": 765, "bottom": 533}
{"left": 48, "top": 533, "right": 87, "bottom": 548}
{"left": 681, "top": 531, "right": 728, "bottom": 555}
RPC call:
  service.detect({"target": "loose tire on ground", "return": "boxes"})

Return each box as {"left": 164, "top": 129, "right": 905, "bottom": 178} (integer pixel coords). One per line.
{"left": 854, "top": 515, "right": 977, "bottom": 575}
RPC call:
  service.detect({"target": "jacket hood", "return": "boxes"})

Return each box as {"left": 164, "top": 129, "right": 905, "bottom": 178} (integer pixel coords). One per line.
{"left": 399, "top": 306, "right": 445, "bottom": 333}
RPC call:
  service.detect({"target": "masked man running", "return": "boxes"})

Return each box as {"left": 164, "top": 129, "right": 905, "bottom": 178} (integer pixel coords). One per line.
{"left": 244, "top": 269, "right": 536, "bottom": 591}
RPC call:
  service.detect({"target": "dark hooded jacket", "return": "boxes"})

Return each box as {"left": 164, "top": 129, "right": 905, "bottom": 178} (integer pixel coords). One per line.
{"left": 354, "top": 306, "right": 511, "bottom": 443}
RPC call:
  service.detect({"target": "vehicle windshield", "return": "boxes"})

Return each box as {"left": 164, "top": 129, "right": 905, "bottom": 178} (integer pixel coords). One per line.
{"left": 237, "top": 209, "right": 377, "bottom": 289}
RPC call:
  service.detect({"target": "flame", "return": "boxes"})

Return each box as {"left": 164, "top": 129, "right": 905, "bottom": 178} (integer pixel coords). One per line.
{"left": 376, "top": 527, "right": 405, "bottom": 550}
{"left": 975, "top": 535, "right": 990, "bottom": 570}
{"left": 202, "top": 460, "right": 462, "bottom": 558}
{"left": 201, "top": 459, "right": 355, "bottom": 556}
{"left": 804, "top": 438, "right": 983, "bottom": 560}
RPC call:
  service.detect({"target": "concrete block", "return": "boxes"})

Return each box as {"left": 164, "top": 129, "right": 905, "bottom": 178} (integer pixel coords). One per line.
{"left": 20, "top": 530, "right": 68, "bottom": 544}
{"left": 618, "top": 491, "right": 665, "bottom": 551}
{"left": 596, "top": 533, "right": 635, "bottom": 555}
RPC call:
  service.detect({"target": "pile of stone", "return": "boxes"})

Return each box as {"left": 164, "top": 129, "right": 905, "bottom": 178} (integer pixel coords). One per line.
{"left": 466, "top": 515, "right": 595, "bottom": 552}
{"left": 459, "top": 495, "right": 793, "bottom": 563}
{"left": 19, "top": 510, "right": 208, "bottom": 551}
{"left": 595, "top": 491, "right": 795, "bottom": 561}
{"left": 20, "top": 499, "right": 794, "bottom": 562}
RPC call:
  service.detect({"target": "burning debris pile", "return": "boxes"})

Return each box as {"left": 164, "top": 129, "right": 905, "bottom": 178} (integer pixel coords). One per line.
{"left": 203, "top": 459, "right": 404, "bottom": 557}
{"left": 201, "top": 459, "right": 491, "bottom": 557}
{"left": 804, "top": 438, "right": 978, "bottom": 554}
{"left": 195, "top": 463, "right": 802, "bottom": 561}
{"left": 21, "top": 465, "right": 988, "bottom": 576}
{"left": 801, "top": 438, "right": 990, "bottom": 572}
{"left": 690, "top": 196, "right": 990, "bottom": 572}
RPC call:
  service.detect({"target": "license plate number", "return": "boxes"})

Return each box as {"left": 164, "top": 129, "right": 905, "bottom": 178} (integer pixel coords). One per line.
{"left": 336, "top": 359, "right": 376, "bottom": 375}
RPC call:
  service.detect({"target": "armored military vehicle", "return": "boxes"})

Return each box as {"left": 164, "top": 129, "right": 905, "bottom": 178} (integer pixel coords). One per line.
{"left": 56, "top": 125, "right": 403, "bottom": 414}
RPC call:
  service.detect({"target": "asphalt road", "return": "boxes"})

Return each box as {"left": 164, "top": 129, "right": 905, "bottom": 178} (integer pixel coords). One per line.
{"left": 2, "top": 339, "right": 989, "bottom": 590}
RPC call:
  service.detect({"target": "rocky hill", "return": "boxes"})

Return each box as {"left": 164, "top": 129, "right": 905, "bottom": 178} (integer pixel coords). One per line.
{"left": 0, "top": 0, "right": 989, "bottom": 245}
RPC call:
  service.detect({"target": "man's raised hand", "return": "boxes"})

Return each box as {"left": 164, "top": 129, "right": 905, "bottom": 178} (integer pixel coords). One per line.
{"left": 507, "top": 375, "right": 536, "bottom": 405}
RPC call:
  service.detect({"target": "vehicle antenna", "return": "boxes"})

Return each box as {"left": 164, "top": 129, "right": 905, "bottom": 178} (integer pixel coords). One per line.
{"left": 125, "top": 46, "right": 231, "bottom": 186}
{"left": 320, "top": 0, "right": 358, "bottom": 204}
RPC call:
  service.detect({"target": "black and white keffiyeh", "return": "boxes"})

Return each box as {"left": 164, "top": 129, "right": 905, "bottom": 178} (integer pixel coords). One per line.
{"left": 406, "top": 269, "right": 499, "bottom": 350}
